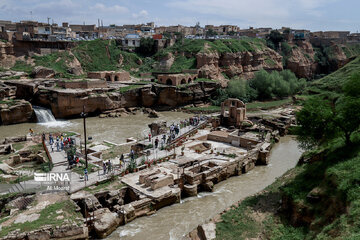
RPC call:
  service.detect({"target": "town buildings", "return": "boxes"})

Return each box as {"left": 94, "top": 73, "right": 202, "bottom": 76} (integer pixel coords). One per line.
{"left": 0, "top": 18, "right": 358, "bottom": 48}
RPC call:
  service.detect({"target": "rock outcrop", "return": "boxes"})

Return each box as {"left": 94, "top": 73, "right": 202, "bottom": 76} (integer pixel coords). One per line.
{"left": 286, "top": 40, "right": 317, "bottom": 79}
{"left": 30, "top": 81, "right": 219, "bottom": 118}
{"left": 65, "top": 52, "right": 84, "bottom": 76}
{"left": 30, "top": 66, "right": 55, "bottom": 78}
{"left": 155, "top": 52, "right": 175, "bottom": 71}
{"left": 0, "top": 41, "right": 16, "bottom": 69}
{"left": 196, "top": 48, "right": 283, "bottom": 84}
{"left": 0, "top": 100, "right": 34, "bottom": 125}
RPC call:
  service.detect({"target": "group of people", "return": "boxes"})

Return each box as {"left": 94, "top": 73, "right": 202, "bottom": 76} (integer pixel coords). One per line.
{"left": 102, "top": 159, "right": 112, "bottom": 174}
{"left": 48, "top": 133, "right": 73, "bottom": 153}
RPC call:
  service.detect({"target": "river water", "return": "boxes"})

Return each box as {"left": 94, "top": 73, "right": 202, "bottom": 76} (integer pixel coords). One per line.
{"left": 106, "top": 136, "right": 303, "bottom": 240}
{"left": 0, "top": 111, "right": 192, "bottom": 144}
{"left": 0, "top": 111, "right": 303, "bottom": 239}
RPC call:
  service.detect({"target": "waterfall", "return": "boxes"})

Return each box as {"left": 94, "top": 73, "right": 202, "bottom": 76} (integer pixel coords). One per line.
{"left": 33, "top": 106, "right": 56, "bottom": 123}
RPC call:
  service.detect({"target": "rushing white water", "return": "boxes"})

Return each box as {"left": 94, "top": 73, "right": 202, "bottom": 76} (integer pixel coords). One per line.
{"left": 33, "top": 106, "right": 71, "bottom": 128}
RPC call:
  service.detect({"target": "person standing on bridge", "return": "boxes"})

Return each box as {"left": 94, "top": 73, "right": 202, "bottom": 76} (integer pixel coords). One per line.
{"left": 155, "top": 138, "right": 159, "bottom": 148}
{"left": 84, "top": 168, "right": 88, "bottom": 181}
{"left": 103, "top": 161, "right": 107, "bottom": 175}
{"left": 56, "top": 138, "right": 60, "bottom": 152}
{"left": 49, "top": 133, "right": 53, "bottom": 145}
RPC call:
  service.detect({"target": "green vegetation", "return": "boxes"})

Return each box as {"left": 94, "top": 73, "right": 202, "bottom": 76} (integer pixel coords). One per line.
{"left": 12, "top": 143, "right": 25, "bottom": 151}
{"left": 0, "top": 200, "right": 83, "bottom": 237}
{"left": 102, "top": 145, "right": 131, "bottom": 160}
{"left": 72, "top": 160, "right": 99, "bottom": 175}
{"left": 246, "top": 98, "right": 292, "bottom": 110}
{"left": 184, "top": 105, "right": 221, "bottom": 113}
{"left": 10, "top": 61, "right": 33, "bottom": 74}
{"left": 266, "top": 30, "right": 284, "bottom": 50}
{"left": 216, "top": 68, "right": 360, "bottom": 239}
{"left": 309, "top": 56, "right": 360, "bottom": 94}
{"left": 169, "top": 55, "right": 196, "bottom": 72}
{"left": 72, "top": 39, "right": 123, "bottom": 72}
{"left": 83, "top": 176, "right": 125, "bottom": 193}
{"left": 297, "top": 73, "right": 360, "bottom": 149}
{"left": 0, "top": 99, "right": 17, "bottom": 107}
{"left": 211, "top": 70, "right": 305, "bottom": 105}
{"left": 33, "top": 51, "right": 80, "bottom": 78}
{"left": 119, "top": 84, "right": 144, "bottom": 93}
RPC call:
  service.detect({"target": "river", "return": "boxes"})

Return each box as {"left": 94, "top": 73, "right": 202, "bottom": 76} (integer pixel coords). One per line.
{"left": 0, "top": 112, "right": 303, "bottom": 239}
{"left": 106, "top": 136, "right": 303, "bottom": 240}
{"left": 0, "top": 111, "right": 192, "bottom": 143}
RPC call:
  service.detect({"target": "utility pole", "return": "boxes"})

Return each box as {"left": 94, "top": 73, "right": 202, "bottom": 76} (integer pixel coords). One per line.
{"left": 47, "top": 17, "right": 50, "bottom": 25}
{"left": 81, "top": 105, "right": 88, "bottom": 169}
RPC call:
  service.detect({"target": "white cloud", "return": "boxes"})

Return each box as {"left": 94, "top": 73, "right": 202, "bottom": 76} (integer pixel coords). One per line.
{"left": 90, "top": 3, "right": 128, "bottom": 14}
{"left": 132, "top": 10, "right": 148, "bottom": 18}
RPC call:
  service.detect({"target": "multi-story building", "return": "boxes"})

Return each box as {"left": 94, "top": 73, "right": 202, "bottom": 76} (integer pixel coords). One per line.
{"left": 69, "top": 24, "right": 98, "bottom": 38}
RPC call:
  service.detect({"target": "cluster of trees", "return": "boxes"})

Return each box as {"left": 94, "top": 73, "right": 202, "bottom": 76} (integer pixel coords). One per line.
{"left": 296, "top": 73, "right": 360, "bottom": 149}
{"left": 266, "top": 30, "right": 285, "bottom": 50}
{"left": 136, "top": 38, "right": 156, "bottom": 56}
{"left": 212, "top": 69, "right": 306, "bottom": 105}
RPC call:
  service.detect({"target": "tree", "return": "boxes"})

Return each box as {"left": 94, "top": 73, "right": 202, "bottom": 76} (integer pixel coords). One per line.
{"left": 334, "top": 73, "right": 360, "bottom": 145}
{"left": 296, "top": 73, "right": 360, "bottom": 149}
{"left": 266, "top": 30, "right": 284, "bottom": 50}
{"left": 296, "top": 97, "right": 336, "bottom": 149}
{"left": 136, "top": 38, "right": 156, "bottom": 56}
{"left": 206, "top": 29, "right": 217, "bottom": 37}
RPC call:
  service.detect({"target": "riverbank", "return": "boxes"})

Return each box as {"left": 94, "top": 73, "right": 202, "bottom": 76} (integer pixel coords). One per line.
{"left": 109, "top": 136, "right": 302, "bottom": 240}
{"left": 0, "top": 104, "right": 299, "bottom": 239}
{"left": 187, "top": 138, "right": 360, "bottom": 240}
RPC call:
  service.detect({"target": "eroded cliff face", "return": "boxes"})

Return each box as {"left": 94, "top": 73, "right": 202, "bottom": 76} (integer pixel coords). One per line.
{"left": 30, "top": 82, "right": 219, "bottom": 118}
{"left": 285, "top": 40, "right": 353, "bottom": 79}
{"left": 0, "top": 100, "right": 34, "bottom": 125}
{"left": 0, "top": 42, "right": 16, "bottom": 69}
{"left": 196, "top": 48, "right": 283, "bottom": 83}
{"left": 286, "top": 41, "right": 317, "bottom": 79}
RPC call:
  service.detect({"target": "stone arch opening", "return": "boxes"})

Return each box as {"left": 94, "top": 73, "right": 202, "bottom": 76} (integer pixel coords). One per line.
{"left": 181, "top": 79, "right": 186, "bottom": 84}
{"left": 194, "top": 77, "right": 197, "bottom": 81}
{"left": 166, "top": 79, "right": 173, "bottom": 85}
{"left": 114, "top": 75, "right": 119, "bottom": 81}
{"left": 188, "top": 77, "right": 192, "bottom": 83}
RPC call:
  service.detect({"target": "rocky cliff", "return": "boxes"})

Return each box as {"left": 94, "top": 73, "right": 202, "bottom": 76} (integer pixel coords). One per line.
{"left": 28, "top": 81, "right": 219, "bottom": 118}
{"left": 285, "top": 40, "right": 356, "bottom": 79}
{"left": 196, "top": 47, "right": 283, "bottom": 82}
{"left": 0, "top": 100, "right": 34, "bottom": 125}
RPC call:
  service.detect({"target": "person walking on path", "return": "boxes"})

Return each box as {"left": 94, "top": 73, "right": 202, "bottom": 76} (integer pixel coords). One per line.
{"left": 130, "top": 149, "right": 135, "bottom": 161}
{"left": 56, "top": 139, "right": 60, "bottom": 152}
{"left": 103, "top": 161, "right": 107, "bottom": 175}
{"left": 155, "top": 138, "right": 159, "bottom": 148}
{"left": 84, "top": 168, "right": 88, "bottom": 181}
{"left": 49, "top": 133, "right": 53, "bottom": 145}
{"left": 148, "top": 133, "right": 152, "bottom": 142}
{"left": 107, "top": 160, "right": 112, "bottom": 173}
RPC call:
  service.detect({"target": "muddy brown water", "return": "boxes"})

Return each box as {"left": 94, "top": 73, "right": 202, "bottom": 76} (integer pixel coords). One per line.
{"left": 0, "top": 112, "right": 303, "bottom": 240}
{"left": 0, "top": 111, "right": 192, "bottom": 143}
{"left": 106, "top": 136, "right": 303, "bottom": 240}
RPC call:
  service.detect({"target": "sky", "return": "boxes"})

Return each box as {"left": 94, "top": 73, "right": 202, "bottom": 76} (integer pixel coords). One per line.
{"left": 0, "top": 0, "right": 359, "bottom": 32}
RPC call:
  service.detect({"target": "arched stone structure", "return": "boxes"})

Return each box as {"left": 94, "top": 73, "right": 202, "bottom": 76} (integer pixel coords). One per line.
{"left": 166, "top": 79, "right": 173, "bottom": 85}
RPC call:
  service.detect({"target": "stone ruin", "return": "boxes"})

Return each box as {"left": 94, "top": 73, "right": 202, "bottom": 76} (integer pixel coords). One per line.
{"left": 157, "top": 73, "right": 198, "bottom": 86}
{"left": 87, "top": 71, "right": 130, "bottom": 82}
{"left": 220, "top": 98, "right": 247, "bottom": 127}
{"left": 148, "top": 121, "right": 167, "bottom": 136}
{"left": 139, "top": 169, "right": 174, "bottom": 190}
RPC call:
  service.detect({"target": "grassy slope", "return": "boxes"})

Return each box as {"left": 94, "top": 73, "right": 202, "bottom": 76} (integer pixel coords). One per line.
{"left": 216, "top": 138, "right": 360, "bottom": 240}
{"left": 309, "top": 56, "right": 360, "bottom": 94}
